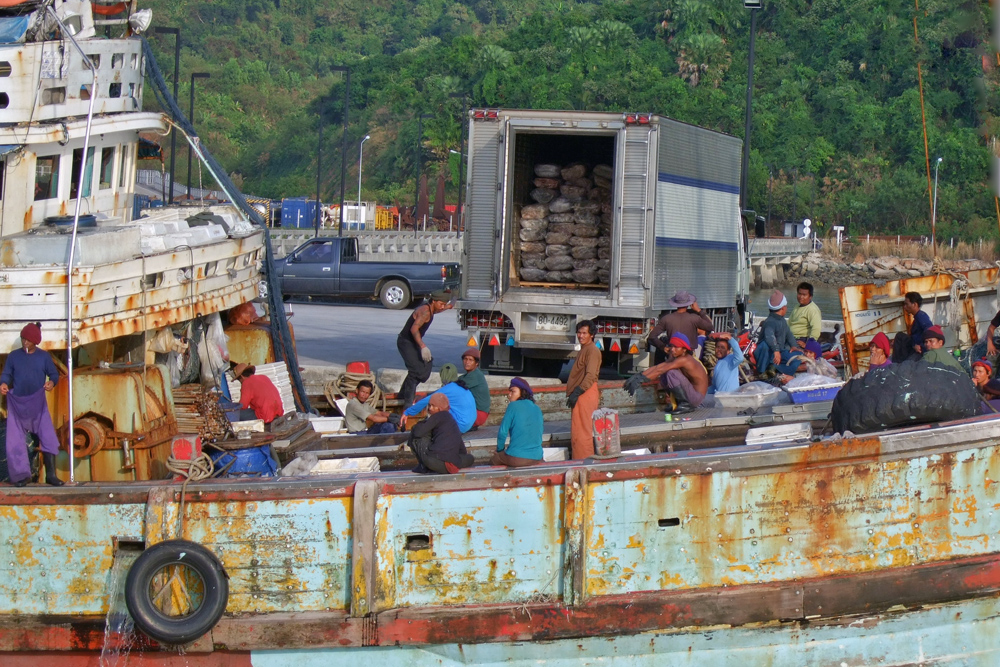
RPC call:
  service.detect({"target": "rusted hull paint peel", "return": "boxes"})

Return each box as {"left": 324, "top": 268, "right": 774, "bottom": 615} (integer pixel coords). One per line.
{"left": 4, "top": 418, "right": 1000, "bottom": 659}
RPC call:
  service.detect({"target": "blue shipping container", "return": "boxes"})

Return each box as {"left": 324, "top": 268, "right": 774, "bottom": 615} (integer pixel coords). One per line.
{"left": 280, "top": 198, "right": 319, "bottom": 228}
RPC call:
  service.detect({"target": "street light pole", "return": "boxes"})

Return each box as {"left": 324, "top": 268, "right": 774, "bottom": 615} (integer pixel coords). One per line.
{"left": 739, "top": 5, "right": 759, "bottom": 211}
{"left": 330, "top": 66, "right": 350, "bottom": 236}
{"left": 315, "top": 96, "right": 324, "bottom": 237}
{"left": 152, "top": 27, "right": 180, "bottom": 204}
{"left": 186, "top": 72, "right": 210, "bottom": 199}
{"left": 932, "top": 156, "right": 943, "bottom": 255}
{"left": 358, "top": 134, "right": 370, "bottom": 229}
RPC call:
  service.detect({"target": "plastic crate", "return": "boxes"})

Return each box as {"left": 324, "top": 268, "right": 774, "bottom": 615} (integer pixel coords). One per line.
{"left": 784, "top": 382, "right": 844, "bottom": 404}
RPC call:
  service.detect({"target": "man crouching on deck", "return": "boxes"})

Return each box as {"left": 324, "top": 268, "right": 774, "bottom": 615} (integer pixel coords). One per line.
{"left": 623, "top": 332, "right": 708, "bottom": 415}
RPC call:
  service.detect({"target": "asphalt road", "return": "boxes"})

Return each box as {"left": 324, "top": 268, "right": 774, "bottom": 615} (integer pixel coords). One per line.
{"left": 286, "top": 300, "right": 475, "bottom": 371}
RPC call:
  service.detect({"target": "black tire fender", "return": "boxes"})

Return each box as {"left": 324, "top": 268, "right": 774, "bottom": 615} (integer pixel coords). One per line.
{"left": 125, "top": 539, "right": 229, "bottom": 645}
{"left": 832, "top": 359, "right": 981, "bottom": 435}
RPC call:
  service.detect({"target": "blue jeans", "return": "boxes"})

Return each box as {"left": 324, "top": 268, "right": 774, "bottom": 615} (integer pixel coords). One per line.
{"left": 754, "top": 341, "right": 803, "bottom": 375}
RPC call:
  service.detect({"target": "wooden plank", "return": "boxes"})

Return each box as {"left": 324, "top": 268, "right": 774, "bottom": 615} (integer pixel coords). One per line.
{"left": 350, "top": 479, "right": 380, "bottom": 618}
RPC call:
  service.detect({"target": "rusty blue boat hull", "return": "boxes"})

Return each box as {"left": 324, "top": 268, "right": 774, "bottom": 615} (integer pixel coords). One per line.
{"left": 4, "top": 415, "right": 1000, "bottom": 662}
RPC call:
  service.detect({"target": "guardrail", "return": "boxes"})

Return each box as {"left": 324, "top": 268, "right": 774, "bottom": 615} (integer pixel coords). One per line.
{"left": 748, "top": 237, "right": 814, "bottom": 257}
{"left": 269, "top": 230, "right": 462, "bottom": 263}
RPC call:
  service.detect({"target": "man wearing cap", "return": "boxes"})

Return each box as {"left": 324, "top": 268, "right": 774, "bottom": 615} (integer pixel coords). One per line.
{"left": 460, "top": 347, "right": 490, "bottom": 429}
{"left": 799, "top": 338, "right": 839, "bottom": 378}
{"left": 408, "top": 393, "right": 475, "bottom": 474}
{"left": 972, "top": 360, "right": 1000, "bottom": 411}
{"left": 646, "top": 290, "right": 714, "bottom": 365}
{"left": 868, "top": 332, "right": 892, "bottom": 372}
{"left": 624, "top": 332, "right": 708, "bottom": 414}
{"left": 233, "top": 363, "right": 285, "bottom": 424}
{"left": 753, "top": 290, "right": 804, "bottom": 380}
{"left": 397, "top": 290, "right": 454, "bottom": 408}
{"left": 920, "top": 325, "right": 964, "bottom": 372}
{"left": 566, "top": 319, "right": 602, "bottom": 459}
{"left": 401, "top": 362, "right": 478, "bottom": 433}
{"left": 1, "top": 323, "right": 63, "bottom": 487}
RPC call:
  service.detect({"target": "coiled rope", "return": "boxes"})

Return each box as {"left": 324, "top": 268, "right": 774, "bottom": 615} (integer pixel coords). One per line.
{"left": 166, "top": 451, "right": 214, "bottom": 537}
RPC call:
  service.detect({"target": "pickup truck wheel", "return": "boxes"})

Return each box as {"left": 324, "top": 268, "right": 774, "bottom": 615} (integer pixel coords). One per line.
{"left": 380, "top": 280, "right": 411, "bottom": 310}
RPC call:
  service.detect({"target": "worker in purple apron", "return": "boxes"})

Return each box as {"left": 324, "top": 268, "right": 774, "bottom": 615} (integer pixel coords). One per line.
{"left": 1, "top": 323, "right": 63, "bottom": 487}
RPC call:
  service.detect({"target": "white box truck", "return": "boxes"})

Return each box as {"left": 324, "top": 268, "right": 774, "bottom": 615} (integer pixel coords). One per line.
{"left": 457, "top": 109, "right": 750, "bottom": 375}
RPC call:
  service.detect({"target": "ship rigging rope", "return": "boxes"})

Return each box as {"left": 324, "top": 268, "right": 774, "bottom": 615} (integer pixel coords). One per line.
{"left": 167, "top": 451, "right": 214, "bottom": 537}
{"left": 141, "top": 36, "right": 312, "bottom": 414}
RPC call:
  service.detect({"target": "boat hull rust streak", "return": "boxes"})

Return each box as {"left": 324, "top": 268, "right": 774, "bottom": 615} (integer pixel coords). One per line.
{"left": 3, "top": 419, "right": 1000, "bottom": 656}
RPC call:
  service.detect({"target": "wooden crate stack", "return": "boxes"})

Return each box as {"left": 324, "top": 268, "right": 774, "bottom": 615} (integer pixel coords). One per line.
{"left": 173, "top": 384, "right": 231, "bottom": 441}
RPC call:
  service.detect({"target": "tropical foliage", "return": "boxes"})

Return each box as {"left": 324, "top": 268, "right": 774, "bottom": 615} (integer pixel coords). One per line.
{"left": 143, "top": 0, "right": 993, "bottom": 238}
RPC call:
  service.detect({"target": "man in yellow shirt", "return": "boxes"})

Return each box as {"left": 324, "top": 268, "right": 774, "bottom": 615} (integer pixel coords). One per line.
{"left": 787, "top": 282, "right": 821, "bottom": 345}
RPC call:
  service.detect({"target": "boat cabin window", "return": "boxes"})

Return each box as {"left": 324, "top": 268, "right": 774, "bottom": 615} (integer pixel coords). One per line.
{"left": 0, "top": 93, "right": 7, "bottom": 109}
{"left": 118, "top": 145, "right": 129, "bottom": 188}
{"left": 70, "top": 147, "right": 95, "bottom": 199}
{"left": 87, "top": 54, "right": 100, "bottom": 70}
{"left": 109, "top": 82, "right": 121, "bottom": 98}
{"left": 112, "top": 53, "right": 124, "bottom": 69}
{"left": 34, "top": 155, "right": 59, "bottom": 200}
{"left": 99, "top": 147, "right": 115, "bottom": 189}
{"left": 0, "top": 61, "right": 10, "bottom": 76}
{"left": 295, "top": 241, "right": 333, "bottom": 264}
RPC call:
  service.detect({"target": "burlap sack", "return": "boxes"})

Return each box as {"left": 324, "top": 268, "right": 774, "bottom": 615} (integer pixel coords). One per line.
{"left": 534, "top": 177, "right": 561, "bottom": 189}
{"left": 572, "top": 247, "right": 597, "bottom": 260}
{"left": 534, "top": 163, "right": 561, "bottom": 178}
{"left": 545, "top": 232, "right": 572, "bottom": 245}
{"left": 545, "top": 255, "right": 574, "bottom": 271}
{"left": 520, "top": 241, "right": 546, "bottom": 254}
{"left": 521, "top": 203, "right": 549, "bottom": 219}
{"left": 547, "top": 222, "right": 576, "bottom": 235}
{"left": 519, "top": 228, "right": 546, "bottom": 242}
{"left": 549, "top": 197, "right": 574, "bottom": 213}
{"left": 530, "top": 188, "right": 558, "bottom": 204}
{"left": 521, "top": 253, "right": 547, "bottom": 269}
{"left": 519, "top": 267, "right": 548, "bottom": 281}
{"left": 545, "top": 244, "right": 572, "bottom": 257}
{"left": 569, "top": 236, "right": 599, "bottom": 247}
{"left": 561, "top": 164, "right": 587, "bottom": 181}
{"left": 592, "top": 164, "right": 613, "bottom": 180}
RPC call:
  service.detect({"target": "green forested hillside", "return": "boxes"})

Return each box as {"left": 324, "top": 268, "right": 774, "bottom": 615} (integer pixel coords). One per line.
{"left": 143, "top": 0, "right": 993, "bottom": 239}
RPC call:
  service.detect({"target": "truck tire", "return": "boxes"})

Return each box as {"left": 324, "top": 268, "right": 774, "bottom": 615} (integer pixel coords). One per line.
{"left": 125, "top": 539, "right": 229, "bottom": 646}
{"left": 380, "top": 280, "right": 411, "bottom": 310}
{"left": 831, "top": 359, "right": 981, "bottom": 435}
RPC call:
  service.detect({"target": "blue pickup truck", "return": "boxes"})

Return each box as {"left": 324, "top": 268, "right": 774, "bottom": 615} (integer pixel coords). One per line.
{"left": 273, "top": 237, "right": 460, "bottom": 309}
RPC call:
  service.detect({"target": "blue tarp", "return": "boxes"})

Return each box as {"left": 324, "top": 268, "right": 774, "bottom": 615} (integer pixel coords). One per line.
{"left": 0, "top": 145, "right": 20, "bottom": 157}
{"left": 0, "top": 17, "right": 29, "bottom": 45}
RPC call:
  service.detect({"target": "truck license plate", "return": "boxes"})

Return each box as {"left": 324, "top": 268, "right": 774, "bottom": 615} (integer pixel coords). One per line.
{"left": 536, "top": 313, "right": 570, "bottom": 332}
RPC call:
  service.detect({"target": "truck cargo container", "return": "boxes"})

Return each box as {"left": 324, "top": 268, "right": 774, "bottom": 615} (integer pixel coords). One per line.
{"left": 457, "top": 109, "right": 750, "bottom": 375}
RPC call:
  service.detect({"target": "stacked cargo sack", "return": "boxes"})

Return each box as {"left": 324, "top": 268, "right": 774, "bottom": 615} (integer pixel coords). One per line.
{"left": 517, "top": 163, "right": 613, "bottom": 285}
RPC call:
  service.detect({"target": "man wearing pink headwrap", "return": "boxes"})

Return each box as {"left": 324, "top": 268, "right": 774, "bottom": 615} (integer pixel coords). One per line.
{"left": 1, "top": 323, "right": 63, "bottom": 486}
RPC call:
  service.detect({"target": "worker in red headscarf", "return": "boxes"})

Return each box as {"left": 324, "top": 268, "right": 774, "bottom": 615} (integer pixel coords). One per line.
{"left": 1, "top": 323, "right": 63, "bottom": 486}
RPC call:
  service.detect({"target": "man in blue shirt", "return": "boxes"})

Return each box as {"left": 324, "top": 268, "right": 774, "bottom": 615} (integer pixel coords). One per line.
{"left": 401, "top": 363, "right": 478, "bottom": 433}
{"left": 1, "top": 323, "right": 63, "bottom": 487}
{"left": 753, "top": 290, "right": 804, "bottom": 379}
{"left": 904, "top": 291, "right": 933, "bottom": 357}
{"left": 708, "top": 333, "right": 744, "bottom": 394}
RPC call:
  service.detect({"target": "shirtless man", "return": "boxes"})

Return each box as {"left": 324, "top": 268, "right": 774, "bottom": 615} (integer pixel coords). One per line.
{"left": 623, "top": 332, "right": 708, "bottom": 415}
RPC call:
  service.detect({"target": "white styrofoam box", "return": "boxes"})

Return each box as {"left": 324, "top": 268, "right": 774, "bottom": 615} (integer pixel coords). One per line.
{"left": 621, "top": 448, "right": 652, "bottom": 456}
{"left": 714, "top": 388, "right": 783, "bottom": 410}
{"left": 310, "top": 417, "right": 345, "bottom": 434}
{"left": 745, "top": 422, "right": 812, "bottom": 447}
{"left": 542, "top": 447, "right": 569, "bottom": 462}
{"left": 310, "top": 457, "right": 380, "bottom": 475}
{"left": 231, "top": 419, "right": 265, "bottom": 433}
{"left": 204, "top": 225, "right": 229, "bottom": 240}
